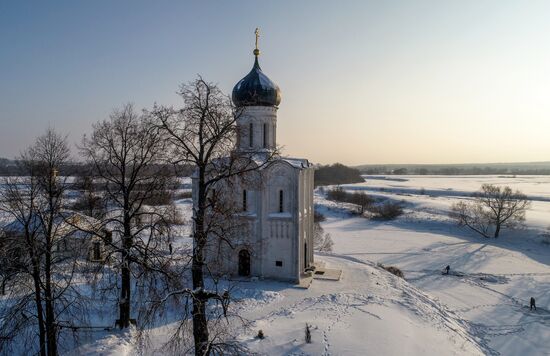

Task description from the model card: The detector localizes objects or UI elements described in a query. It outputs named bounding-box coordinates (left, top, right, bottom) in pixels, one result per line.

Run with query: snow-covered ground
left=314, top=175, right=550, bottom=356
left=5, top=175, right=549, bottom=355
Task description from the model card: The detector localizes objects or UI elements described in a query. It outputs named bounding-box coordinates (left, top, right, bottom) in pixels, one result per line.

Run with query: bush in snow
left=326, top=186, right=347, bottom=202
left=257, top=330, right=265, bottom=339
left=326, top=187, right=374, bottom=214
left=314, top=209, right=326, bottom=222
left=378, top=263, right=404, bottom=278
left=369, top=201, right=404, bottom=220
left=305, top=324, right=312, bottom=343
left=313, top=222, right=334, bottom=252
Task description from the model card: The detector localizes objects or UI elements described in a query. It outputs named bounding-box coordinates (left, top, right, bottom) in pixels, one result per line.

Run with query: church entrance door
left=304, top=242, right=308, bottom=270
left=238, top=249, right=250, bottom=276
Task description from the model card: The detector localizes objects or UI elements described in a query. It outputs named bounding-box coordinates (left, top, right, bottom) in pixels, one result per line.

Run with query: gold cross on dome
left=52, top=168, right=58, bottom=179
left=255, top=28, right=260, bottom=51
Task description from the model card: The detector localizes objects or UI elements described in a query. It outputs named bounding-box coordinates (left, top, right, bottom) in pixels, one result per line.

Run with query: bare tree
left=313, top=222, right=333, bottom=252
left=450, top=184, right=531, bottom=238
left=351, top=192, right=373, bottom=215
left=0, top=129, right=84, bottom=356
left=80, top=104, right=177, bottom=329
left=152, top=77, right=276, bottom=355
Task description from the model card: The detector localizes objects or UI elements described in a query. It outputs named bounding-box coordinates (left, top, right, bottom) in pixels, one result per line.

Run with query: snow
left=4, top=175, right=550, bottom=355
left=315, top=175, right=550, bottom=355
left=237, top=256, right=487, bottom=355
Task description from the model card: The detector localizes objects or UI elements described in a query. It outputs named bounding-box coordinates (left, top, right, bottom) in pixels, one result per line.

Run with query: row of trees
left=325, top=187, right=404, bottom=220
left=360, top=165, right=550, bottom=175
left=0, top=78, right=263, bottom=355
left=314, top=163, right=364, bottom=187
left=323, top=184, right=529, bottom=234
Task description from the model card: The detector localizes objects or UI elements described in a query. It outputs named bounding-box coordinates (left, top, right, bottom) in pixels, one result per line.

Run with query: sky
left=1, top=1, right=550, bottom=165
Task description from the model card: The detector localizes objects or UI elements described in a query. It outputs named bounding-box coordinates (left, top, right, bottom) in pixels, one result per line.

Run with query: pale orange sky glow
left=1, top=1, right=550, bottom=165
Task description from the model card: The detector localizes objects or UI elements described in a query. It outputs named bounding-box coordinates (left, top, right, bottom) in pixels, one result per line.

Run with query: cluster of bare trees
left=0, top=130, right=84, bottom=356
left=1, top=78, right=272, bottom=355
left=79, top=103, right=180, bottom=330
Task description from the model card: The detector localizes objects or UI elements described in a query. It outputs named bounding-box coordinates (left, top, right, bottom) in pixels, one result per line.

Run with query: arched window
left=242, top=189, right=247, bottom=211
left=249, top=123, right=253, bottom=147
left=279, top=190, right=284, bottom=213
left=92, top=242, right=101, bottom=261
left=263, top=123, right=268, bottom=148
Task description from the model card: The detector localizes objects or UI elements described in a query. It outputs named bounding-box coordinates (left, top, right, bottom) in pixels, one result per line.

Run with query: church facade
left=192, top=33, right=314, bottom=283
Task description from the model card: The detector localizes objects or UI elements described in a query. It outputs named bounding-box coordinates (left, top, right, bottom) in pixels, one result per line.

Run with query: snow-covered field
left=312, top=175, right=550, bottom=356
left=120, top=175, right=550, bottom=355
left=4, top=175, right=549, bottom=355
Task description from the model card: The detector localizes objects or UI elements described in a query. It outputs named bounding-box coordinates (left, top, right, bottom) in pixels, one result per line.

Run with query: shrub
left=257, top=330, right=264, bottom=339
left=349, top=192, right=374, bottom=214
left=369, top=201, right=403, bottom=220
left=326, top=188, right=373, bottom=214
left=305, top=324, right=312, bottom=343
left=326, top=186, right=347, bottom=202
left=314, top=209, right=326, bottom=223
left=377, top=263, right=404, bottom=278
left=313, top=222, right=333, bottom=252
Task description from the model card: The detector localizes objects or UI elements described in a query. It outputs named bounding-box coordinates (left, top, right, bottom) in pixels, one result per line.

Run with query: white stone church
left=194, top=34, right=314, bottom=283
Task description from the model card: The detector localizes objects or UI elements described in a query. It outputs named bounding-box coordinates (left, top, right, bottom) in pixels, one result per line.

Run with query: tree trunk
left=118, top=200, right=133, bottom=328
left=32, top=261, right=47, bottom=356
left=0, top=278, right=5, bottom=295
left=44, top=247, right=57, bottom=356
left=192, top=292, right=209, bottom=355
left=494, top=223, right=501, bottom=238
left=192, top=228, right=209, bottom=355
left=192, top=173, right=210, bottom=356
left=118, top=229, right=132, bottom=328
left=119, top=259, right=131, bottom=328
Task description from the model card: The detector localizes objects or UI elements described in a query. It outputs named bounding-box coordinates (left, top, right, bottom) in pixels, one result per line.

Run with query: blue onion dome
left=232, top=54, right=282, bottom=107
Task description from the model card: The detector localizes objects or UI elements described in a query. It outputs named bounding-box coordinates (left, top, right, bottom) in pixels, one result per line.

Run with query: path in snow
left=319, top=176, right=550, bottom=355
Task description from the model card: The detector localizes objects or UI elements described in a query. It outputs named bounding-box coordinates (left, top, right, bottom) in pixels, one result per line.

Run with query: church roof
left=232, top=29, right=281, bottom=108
left=280, top=157, right=312, bottom=169
left=190, top=155, right=312, bottom=179
left=248, top=154, right=312, bottom=170
left=232, top=56, right=281, bottom=107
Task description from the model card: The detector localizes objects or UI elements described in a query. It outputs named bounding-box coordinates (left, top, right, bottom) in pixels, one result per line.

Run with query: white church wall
left=306, top=168, right=315, bottom=264
left=261, top=217, right=295, bottom=279
left=260, top=161, right=300, bottom=280
left=193, top=159, right=311, bottom=282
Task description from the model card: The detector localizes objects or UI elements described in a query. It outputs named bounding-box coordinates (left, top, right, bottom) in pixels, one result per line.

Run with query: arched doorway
left=238, top=249, right=251, bottom=276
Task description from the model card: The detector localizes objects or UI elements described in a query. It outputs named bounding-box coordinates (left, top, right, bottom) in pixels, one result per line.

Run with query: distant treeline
left=314, top=163, right=364, bottom=186
left=357, top=162, right=550, bottom=175
left=0, top=158, right=194, bottom=177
